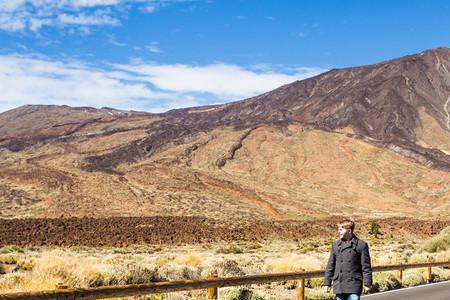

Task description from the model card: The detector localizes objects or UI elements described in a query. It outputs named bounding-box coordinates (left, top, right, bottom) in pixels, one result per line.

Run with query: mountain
left=0, top=48, right=449, bottom=220
left=82, top=47, right=450, bottom=172
left=0, top=105, right=153, bottom=151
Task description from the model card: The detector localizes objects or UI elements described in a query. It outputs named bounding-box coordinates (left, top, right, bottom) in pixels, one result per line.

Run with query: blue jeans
left=336, top=294, right=360, bottom=300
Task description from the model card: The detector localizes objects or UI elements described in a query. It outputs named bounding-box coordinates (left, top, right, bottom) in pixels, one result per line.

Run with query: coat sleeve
left=324, top=244, right=336, bottom=286
left=361, top=243, right=373, bottom=286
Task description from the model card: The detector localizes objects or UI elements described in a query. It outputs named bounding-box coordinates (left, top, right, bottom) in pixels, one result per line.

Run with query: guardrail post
left=207, top=274, right=218, bottom=300
left=296, top=278, right=305, bottom=300
left=398, top=265, right=403, bottom=285
left=427, top=266, right=432, bottom=283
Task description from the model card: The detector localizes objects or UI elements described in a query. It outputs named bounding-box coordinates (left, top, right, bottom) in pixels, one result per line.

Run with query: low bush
left=372, top=272, right=401, bottom=292
left=212, top=259, right=244, bottom=277
left=220, top=287, right=265, bottom=300
left=419, top=226, right=450, bottom=253
left=305, top=287, right=334, bottom=300
left=0, top=245, right=24, bottom=254
left=402, top=271, right=426, bottom=287
left=215, top=243, right=244, bottom=255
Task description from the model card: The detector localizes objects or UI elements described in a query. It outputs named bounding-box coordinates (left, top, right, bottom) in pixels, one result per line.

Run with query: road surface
left=361, top=280, right=450, bottom=300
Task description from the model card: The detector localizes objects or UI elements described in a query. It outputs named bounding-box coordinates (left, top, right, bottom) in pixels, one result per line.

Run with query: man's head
left=338, top=220, right=355, bottom=240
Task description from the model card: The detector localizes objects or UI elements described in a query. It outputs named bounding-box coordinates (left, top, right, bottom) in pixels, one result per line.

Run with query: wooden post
left=207, top=274, right=218, bottom=300
left=296, top=278, right=305, bottom=300
left=398, top=268, right=403, bottom=284
left=427, top=266, right=432, bottom=283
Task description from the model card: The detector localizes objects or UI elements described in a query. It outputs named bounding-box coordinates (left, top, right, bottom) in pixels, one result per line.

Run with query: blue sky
left=0, top=0, right=449, bottom=113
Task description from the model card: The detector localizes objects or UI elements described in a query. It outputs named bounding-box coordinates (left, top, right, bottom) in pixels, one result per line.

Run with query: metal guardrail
left=0, top=261, right=448, bottom=300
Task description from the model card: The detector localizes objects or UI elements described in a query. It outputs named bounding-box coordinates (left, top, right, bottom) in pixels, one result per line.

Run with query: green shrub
left=212, top=259, right=244, bottom=277
left=402, top=272, right=426, bottom=287
left=420, top=226, right=450, bottom=253
left=0, top=245, right=24, bottom=254
left=306, top=277, right=324, bottom=288
left=220, top=287, right=265, bottom=300
left=0, top=254, right=18, bottom=265
left=216, top=243, right=244, bottom=255
left=368, top=221, right=382, bottom=238
left=372, top=272, right=401, bottom=292
left=282, top=280, right=296, bottom=290
left=246, top=243, right=263, bottom=251
left=15, top=258, right=34, bottom=270
left=306, top=287, right=334, bottom=300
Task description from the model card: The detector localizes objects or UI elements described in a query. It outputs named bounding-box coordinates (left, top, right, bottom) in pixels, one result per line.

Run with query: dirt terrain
left=0, top=217, right=448, bottom=247
left=0, top=48, right=449, bottom=223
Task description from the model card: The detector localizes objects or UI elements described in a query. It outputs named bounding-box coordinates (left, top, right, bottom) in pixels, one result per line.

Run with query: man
left=323, top=220, right=372, bottom=300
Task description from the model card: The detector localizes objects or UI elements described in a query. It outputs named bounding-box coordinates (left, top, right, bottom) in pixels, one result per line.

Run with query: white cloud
left=115, top=63, right=325, bottom=99
left=58, top=11, right=119, bottom=26
left=29, top=17, right=52, bottom=31
left=141, top=5, right=156, bottom=13
left=0, top=0, right=25, bottom=12
left=69, top=0, right=121, bottom=8
left=147, top=41, right=162, bottom=53
left=0, top=54, right=326, bottom=113
left=0, top=13, right=27, bottom=31
left=107, top=34, right=127, bottom=46
left=0, top=55, right=177, bottom=113
left=0, top=0, right=188, bottom=32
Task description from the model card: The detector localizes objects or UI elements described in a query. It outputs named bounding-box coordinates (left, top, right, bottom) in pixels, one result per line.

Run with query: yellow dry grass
left=264, top=254, right=324, bottom=273
left=0, top=236, right=449, bottom=299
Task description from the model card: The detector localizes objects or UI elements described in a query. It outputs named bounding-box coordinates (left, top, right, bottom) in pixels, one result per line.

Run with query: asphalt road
left=361, top=281, right=450, bottom=300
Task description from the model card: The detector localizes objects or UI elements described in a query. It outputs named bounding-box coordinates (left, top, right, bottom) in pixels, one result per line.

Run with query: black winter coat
left=323, top=234, right=372, bottom=294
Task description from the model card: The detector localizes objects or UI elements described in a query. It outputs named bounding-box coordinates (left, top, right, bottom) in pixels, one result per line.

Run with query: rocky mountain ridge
left=0, top=48, right=449, bottom=220
left=85, top=47, right=450, bottom=172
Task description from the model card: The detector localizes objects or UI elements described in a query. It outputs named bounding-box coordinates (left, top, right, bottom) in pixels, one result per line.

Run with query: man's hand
left=323, top=285, right=331, bottom=293
left=363, top=285, right=372, bottom=294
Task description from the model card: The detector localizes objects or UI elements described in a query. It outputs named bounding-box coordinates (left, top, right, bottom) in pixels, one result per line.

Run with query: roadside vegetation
left=0, top=228, right=449, bottom=299
left=419, top=225, right=450, bottom=253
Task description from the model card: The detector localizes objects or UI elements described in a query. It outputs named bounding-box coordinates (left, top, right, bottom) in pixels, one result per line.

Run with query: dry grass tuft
left=0, top=237, right=449, bottom=299
left=264, top=254, right=323, bottom=273
left=173, top=254, right=202, bottom=267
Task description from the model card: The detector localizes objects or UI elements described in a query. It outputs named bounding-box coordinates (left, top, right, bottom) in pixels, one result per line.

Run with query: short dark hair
left=338, top=220, right=355, bottom=231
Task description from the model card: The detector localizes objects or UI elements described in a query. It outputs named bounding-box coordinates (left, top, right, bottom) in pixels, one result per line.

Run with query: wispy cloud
left=115, top=62, right=325, bottom=99
left=0, top=0, right=191, bottom=33
left=107, top=34, right=127, bottom=46
left=58, top=11, right=119, bottom=26
left=0, top=55, right=172, bottom=112
left=0, top=54, right=326, bottom=113
left=140, top=5, right=156, bottom=13
left=147, top=41, right=162, bottom=53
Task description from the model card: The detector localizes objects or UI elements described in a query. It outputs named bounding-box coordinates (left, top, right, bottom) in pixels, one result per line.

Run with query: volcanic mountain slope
left=0, top=105, right=154, bottom=151
left=0, top=48, right=449, bottom=220
left=83, top=47, right=450, bottom=172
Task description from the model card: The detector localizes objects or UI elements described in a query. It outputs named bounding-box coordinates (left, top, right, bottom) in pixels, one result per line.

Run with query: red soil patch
left=201, top=176, right=284, bottom=220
